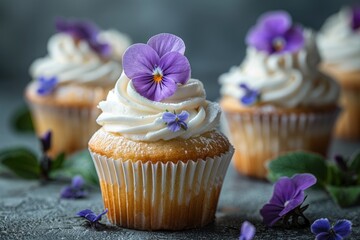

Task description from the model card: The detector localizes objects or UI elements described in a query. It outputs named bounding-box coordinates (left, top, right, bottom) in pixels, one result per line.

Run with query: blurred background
left=0, top=0, right=358, bottom=147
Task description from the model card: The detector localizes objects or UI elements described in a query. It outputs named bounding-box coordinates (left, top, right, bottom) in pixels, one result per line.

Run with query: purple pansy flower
left=55, top=18, right=111, bottom=57
left=239, top=221, right=255, bottom=240
left=239, top=83, right=260, bottom=105
left=246, top=11, right=304, bottom=54
left=162, top=110, right=189, bottom=132
left=60, top=175, right=87, bottom=199
left=37, top=76, right=58, bottom=96
left=260, top=173, right=316, bottom=227
left=311, top=218, right=352, bottom=240
left=122, top=33, right=191, bottom=102
left=351, top=6, right=360, bottom=30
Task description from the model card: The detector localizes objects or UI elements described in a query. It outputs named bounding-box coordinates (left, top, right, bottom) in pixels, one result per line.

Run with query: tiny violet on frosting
left=311, top=218, right=352, bottom=240
left=260, top=173, right=316, bottom=227
left=351, top=6, right=360, bottom=30
left=162, top=110, right=189, bottom=132
left=55, top=18, right=111, bottom=57
left=37, top=76, right=58, bottom=96
left=246, top=11, right=304, bottom=54
left=60, top=175, right=87, bottom=199
left=122, top=33, right=191, bottom=102
left=239, top=221, right=255, bottom=240
left=239, top=84, right=260, bottom=106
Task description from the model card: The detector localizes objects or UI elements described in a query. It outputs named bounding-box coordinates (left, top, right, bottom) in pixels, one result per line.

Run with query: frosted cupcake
left=317, top=6, right=360, bottom=140
left=89, top=33, right=233, bottom=230
left=25, top=18, right=131, bottom=157
left=219, top=11, right=339, bottom=178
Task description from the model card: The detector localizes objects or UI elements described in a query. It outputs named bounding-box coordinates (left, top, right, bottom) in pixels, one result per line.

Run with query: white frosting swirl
left=30, top=30, right=131, bottom=86
left=318, top=8, right=360, bottom=71
left=219, top=31, right=339, bottom=108
left=97, top=73, right=221, bottom=141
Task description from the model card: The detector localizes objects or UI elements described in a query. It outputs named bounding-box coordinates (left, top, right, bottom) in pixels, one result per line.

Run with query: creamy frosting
left=318, top=8, right=360, bottom=71
left=30, top=30, right=131, bottom=87
left=97, top=73, right=221, bottom=141
left=219, top=31, right=339, bottom=108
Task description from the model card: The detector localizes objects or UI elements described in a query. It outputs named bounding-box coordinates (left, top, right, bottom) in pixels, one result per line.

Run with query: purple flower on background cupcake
left=239, top=84, right=260, bottom=106
left=311, top=218, right=352, bottom=240
left=350, top=6, right=360, bottom=30
left=37, top=76, right=57, bottom=96
left=55, top=18, right=111, bottom=57
left=162, top=110, right=189, bottom=132
left=122, top=33, right=191, bottom=102
left=260, top=173, right=316, bottom=227
left=246, top=11, right=304, bottom=54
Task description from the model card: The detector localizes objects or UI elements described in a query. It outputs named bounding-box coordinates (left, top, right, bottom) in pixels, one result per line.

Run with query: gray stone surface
left=1, top=160, right=360, bottom=240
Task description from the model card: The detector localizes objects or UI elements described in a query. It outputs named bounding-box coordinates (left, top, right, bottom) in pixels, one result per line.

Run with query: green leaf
left=0, top=148, right=40, bottom=179
left=50, top=152, right=65, bottom=171
left=52, top=149, right=98, bottom=185
left=350, top=150, right=360, bottom=173
left=326, top=185, right=360, bottom=208
left=267, top=151, right=327, bottom=187
left=11, top=105, right=34, bottom=133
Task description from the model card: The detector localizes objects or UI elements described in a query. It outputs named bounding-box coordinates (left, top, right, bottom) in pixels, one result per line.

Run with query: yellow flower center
left=152, top=67, right=163, bottom=83
left=273, top=37, right=285, bottom=52
left=153, top=73, right=163, bottom=83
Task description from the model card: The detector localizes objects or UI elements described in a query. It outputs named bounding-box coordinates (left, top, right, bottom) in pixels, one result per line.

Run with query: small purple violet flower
left=60, top=175, right=87, bottom=199
left=351, top=6, right=360, bottom=31
left=39, top=130, right=53, bottom=181
left=37, top=76, right=58, bottom=96
left=77, top=208, right=108, bottom=230
left=55, top=18, right=111, bottom=57
left=239, top=83, right=260, bottom=105
left=246, top=11, right=304, bottom=54
left=311, top=218, right=352, bottom=240
left=260, top=173, right=316, bottom=228
left=122, top=33, right=191, bottom=102
left=162, top=110, right=189, bottom=132
left=239, top=221, right=255, bottom=240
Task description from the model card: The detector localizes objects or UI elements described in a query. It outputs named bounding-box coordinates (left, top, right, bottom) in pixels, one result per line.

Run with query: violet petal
left=167, top=121, right=181, bottom=132
left=292, top=173, right=317, bottom=191
left=147, top=33, right=186, bottom=57
left=311, top=218, right=331, bottom=235
left=282, top=25, right=304, bottom=53
left=246, top=26, right=272, bottom=53
left=40, top=130, right=52, bottom=152
left=259, top=11, right=291, bottom=34
left=177, top=111, right=189, bottom=122
left=123, top=43, right=160, bottom=79
left=259, top=203, right=283, bottom=227
left=279, top=191, right=304, bottom=216
left=93, top=209, right=108, bottom=222
left=159, top=51, right=191, bottom=85
left=77, top=209, right=98, bottom=222
left=269, top=177, right=297, bottom=205
left=162, top=112, right=177, bottom=123
left=351, top=6, right=360, bottom=30
left=333, top=220, right=352, bottom=238
left=240, top=221, right=255, bottom=240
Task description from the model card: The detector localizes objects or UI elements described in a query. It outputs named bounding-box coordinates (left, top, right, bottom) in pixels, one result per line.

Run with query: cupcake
left=88, top=33, right=233, bottom=230
left=25, top=18, right=131, bottom=157
left=317, top=6, right=360, bottom=140
left=219, top=11, right=340, bottom=178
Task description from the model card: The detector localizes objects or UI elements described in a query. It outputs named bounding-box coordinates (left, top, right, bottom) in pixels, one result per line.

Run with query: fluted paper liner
left=29, top=103, right=100, bottom=157
left=223, top=109, right=338, bottom=178
left=90, top=147, right=233, bottom=230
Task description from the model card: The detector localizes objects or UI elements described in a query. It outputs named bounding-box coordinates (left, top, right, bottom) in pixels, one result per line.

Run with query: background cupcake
left=25, top=18, right=131, bottom=157
left=318, top=6, right=360, bottom=140
left=89, top=33, right=233, bottom=230
left=219, top=11, right=340, bottom=179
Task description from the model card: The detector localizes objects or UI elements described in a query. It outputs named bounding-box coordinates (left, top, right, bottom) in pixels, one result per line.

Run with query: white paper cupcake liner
left=223, top=109, right=338, bottom=178
left=29, top=103, right=100, bottom=156
left=90, top=147, right=234, bottom=230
